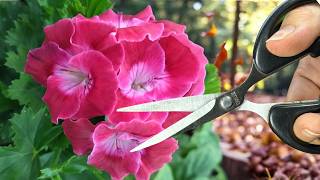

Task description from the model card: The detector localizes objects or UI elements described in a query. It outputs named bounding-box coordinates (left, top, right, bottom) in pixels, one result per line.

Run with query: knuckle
left=284, top=4, right=320, bottom=26
left=295, top=59, right=311, bottom=77
left=295, top=57, right=320, bottom=88
left=288, top=4, right=320, bottom=17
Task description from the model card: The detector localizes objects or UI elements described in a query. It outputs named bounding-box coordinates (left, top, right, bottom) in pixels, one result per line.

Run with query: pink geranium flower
left=44, top=18, right=124, bottom=72
left=109, top=35, right=206, bottom=124
left=84, top=6, right=207, bottom=125
left=88, top=119, right=178, bottom=180
left=27, top=44, right=118, bottom=123
left=25, top=16, right=123, bottom=123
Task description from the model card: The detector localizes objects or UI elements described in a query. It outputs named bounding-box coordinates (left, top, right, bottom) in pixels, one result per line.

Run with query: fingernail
left=267, top=25, right=295, bottom=41
left=302, top=129, right=320, bottom=139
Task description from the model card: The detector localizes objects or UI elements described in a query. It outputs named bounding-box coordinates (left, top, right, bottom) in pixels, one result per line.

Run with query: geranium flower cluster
left=25, top=6, right=207, bottom=180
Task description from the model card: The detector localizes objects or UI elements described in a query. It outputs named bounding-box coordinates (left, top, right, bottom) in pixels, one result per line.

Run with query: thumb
left=293, top=113, right=320, bottom=145
left=266, top=4, right=320, bottom=57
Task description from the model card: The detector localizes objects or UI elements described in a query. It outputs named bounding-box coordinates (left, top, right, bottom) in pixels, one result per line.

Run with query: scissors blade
left=130, top=99, right=217, bottom=152
left=237, top=100, right=278, bottom=122
left=117, top=93, right=221, bottom=112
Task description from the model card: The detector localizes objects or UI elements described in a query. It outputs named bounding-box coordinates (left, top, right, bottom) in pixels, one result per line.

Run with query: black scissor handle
left=254, top=0, right=320, bottom=154
left=253, top=0, right=320, bottom=76
left=233, top=0, right=320, bottom=154
left=237, top=0, right=320, bottom=93
left=269, top=100, right=320, bottom=154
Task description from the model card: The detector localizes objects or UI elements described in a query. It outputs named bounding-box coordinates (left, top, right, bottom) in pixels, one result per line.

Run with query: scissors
left=118, top=0, right=320, bottom=154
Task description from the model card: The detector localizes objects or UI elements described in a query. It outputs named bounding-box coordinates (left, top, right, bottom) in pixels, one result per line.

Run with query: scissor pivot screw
left=220, top=95, right=233, bottom=110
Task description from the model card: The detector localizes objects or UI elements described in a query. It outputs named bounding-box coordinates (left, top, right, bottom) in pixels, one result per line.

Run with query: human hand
left=266, top=3, right=320, bottom=144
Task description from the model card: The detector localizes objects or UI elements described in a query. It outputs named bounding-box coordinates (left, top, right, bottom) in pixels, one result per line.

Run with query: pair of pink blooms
left=25, top=6, right=207, bottom=180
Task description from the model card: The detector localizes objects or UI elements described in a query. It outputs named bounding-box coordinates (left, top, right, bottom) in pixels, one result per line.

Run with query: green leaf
left=85, top=0, right=113, bottom=17
left=60, top=156, right=88, bottom=173
left=47, top=132, right=70, bottom=151
left=5, top=13, right=44, bottom=72
left=182, top=144, right=221, bottom=179
left=0, top=107, right=53, bottom=180
left=174, top=134, right=192, bottom=157
left=211, top=166, right=227, bottom=180
left=0, top=147, right=40, bottom=180
left=39, top=155, right=109, bottom=180
left=124, top=175, right=135, bottom=180
left=204, top=64, right=221, bottom=94
left=154, top=165, right=174, bottom=180
left=7, top=73, right=44, bottom=110
left=62, top=0, right=113, bottom=18
left=0, top=82, right=17, bottom=113
left=172, top=123, right=223, bottom=180
left=39, top=168, right=62, bottom=180
left=190, top=123, right=221, bottom=150
left=5, top=48, right=28, bottom=73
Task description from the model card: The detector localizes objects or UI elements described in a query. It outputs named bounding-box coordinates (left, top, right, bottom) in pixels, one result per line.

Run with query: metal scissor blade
left=130, top=99, right=217, bottom=152
left=117, top=93, right=221, bottom=112
left=237, top=100, right=279, bottom=122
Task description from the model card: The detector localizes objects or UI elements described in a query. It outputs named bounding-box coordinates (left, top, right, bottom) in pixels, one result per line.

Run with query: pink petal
left=136, top=138, right=178, bottom=180
left=163, top=112, right=189, bottom=128
left=118, top=40, right=165, bottom=94
left=131, top=5, right=155, bottom=22
left=99, top=6, right=155, bottom=27
left=72, top=20, right=123, bottom=71
left=69, top=51, right=118, bottom=118
left=159, top=35, right=200, bottom=82
left=43, top=74, right=83, bottom=124
left=149, top=35, right=203, bottom=99
left=173, top=35, right=208, bottom=95
left=150, top=78, right=193, bottom=100
left=116, top=23, right=164, bottom=42
left=146, top=112, right=168, bottom=124
left=91, top=123, right=114, bottom=143
left=88, top=123, right=141, bottom=179
left=62, top=118, right=95, bottom=155
left=109, top=91, right=151, bottom=124
left=25, top=42, right=70, bottom=86
left=159, top=20, right=186, bottom=37
left=72, top=20, right=116, bottom=49
left=44, top=19, right=77, bottom=51
left=99, top=9, right=145, bottom=28
left=72, top=14, right=87, bottom=22
left=186, top=70, right=206, bottom=95
left=116, top=119, right=163, bottom=137
left=98, top=9, right=119, bottom=26
left=95, top=35, right=124, bottom=72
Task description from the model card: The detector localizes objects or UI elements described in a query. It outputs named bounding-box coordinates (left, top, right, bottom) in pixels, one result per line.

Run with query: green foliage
left=39, top=156, right=109, bottom=180
left=165, top=123, right=225, bottom=180
left=68, top=0, right=113, bottom=17
left=204, top=64, right=221, bottom=94
left=7, top=73, right=44, bottom=110
left=38, top=0, right=112, bottom=24
left=154, top=165, right=174, bottom=180
left=0, top=108, right=62, bottom=180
